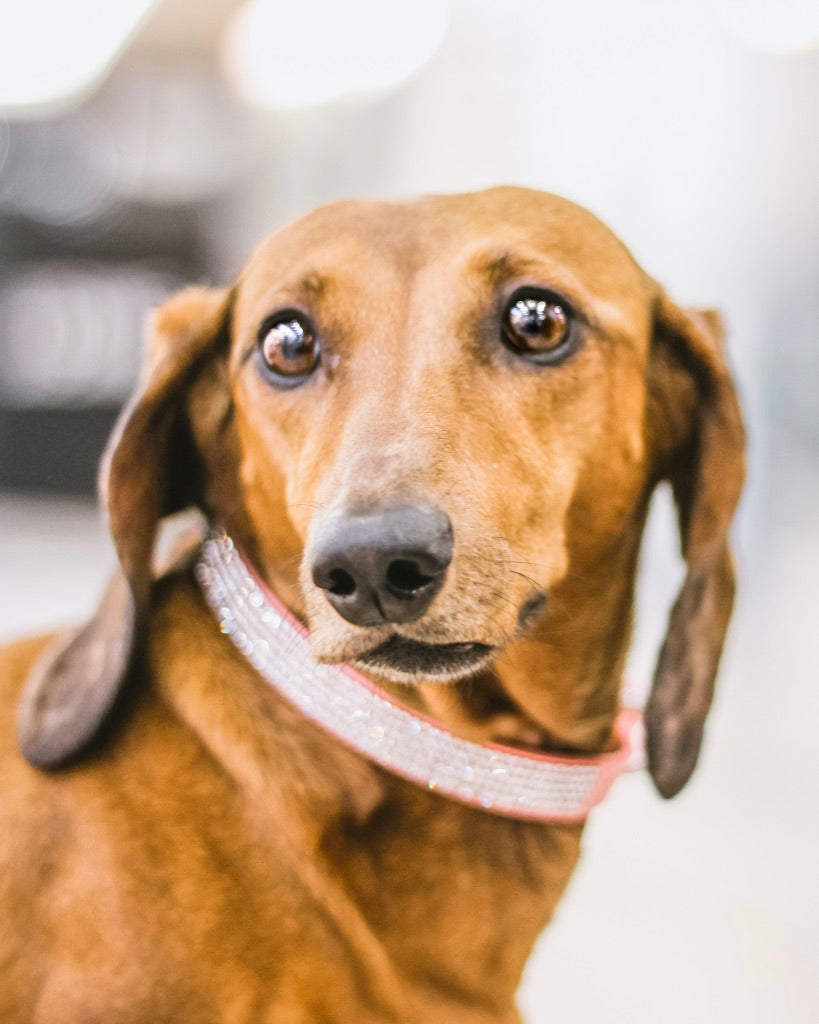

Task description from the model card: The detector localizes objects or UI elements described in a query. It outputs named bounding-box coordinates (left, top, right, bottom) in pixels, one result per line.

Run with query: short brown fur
left=1, top=188, right=744, bottom=1022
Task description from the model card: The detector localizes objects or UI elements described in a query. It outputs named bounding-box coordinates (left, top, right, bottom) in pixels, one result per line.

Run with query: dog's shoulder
left=0, top=575, right=236, bottom=866
left=0, top=630, right=63, bottom=793
left=0, top=578, right=276, bottom=1018
left=0, top=630, right=56, bottom=718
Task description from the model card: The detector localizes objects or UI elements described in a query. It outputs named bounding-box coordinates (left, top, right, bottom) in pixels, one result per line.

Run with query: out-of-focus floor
left=0, top=437, right=817, bottom=1023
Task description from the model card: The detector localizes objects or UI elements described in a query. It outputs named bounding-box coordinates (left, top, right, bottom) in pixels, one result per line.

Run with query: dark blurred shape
left=0, top=260, right=182, bottom=493
left=0, top=407, right=117, bottom=495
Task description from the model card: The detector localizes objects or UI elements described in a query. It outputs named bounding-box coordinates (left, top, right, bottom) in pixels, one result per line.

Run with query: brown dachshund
left=0, top=187, right=744, bottom=1023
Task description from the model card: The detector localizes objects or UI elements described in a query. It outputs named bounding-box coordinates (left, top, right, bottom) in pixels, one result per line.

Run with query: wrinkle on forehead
left=240, top=230, right=414, bottom=314
left=245, top=199, right=424, bottom=280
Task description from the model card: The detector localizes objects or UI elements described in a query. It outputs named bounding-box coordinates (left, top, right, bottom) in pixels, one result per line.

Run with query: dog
left=0, top=187, right=744, bottom=1023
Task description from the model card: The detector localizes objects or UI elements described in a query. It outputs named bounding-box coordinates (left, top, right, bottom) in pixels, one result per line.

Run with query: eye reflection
left=258, top=314, right=320, bottom=381
left=504, top=296, right=570, bottom=356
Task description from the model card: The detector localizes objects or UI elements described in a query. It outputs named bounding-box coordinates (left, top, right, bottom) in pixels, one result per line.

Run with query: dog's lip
left=355, top=635, right=495, bottom=680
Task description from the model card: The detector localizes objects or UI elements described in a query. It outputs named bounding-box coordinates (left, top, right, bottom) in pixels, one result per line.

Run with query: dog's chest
left=42, top=789, right=579, bottom=1023
left=1, top=642, right=581, bottom=1024
left=310, top=787, right=583, bottom=1014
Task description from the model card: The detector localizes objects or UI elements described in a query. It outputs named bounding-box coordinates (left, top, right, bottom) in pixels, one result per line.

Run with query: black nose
left=310, top=505, right=453, bottom=627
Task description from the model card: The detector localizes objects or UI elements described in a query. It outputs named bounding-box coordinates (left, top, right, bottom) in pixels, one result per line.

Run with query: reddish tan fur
left=0, top=188, right=745, bottom=1022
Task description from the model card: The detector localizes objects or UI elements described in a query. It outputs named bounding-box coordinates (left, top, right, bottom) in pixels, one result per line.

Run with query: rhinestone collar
left=195, top=530, right=645, bottom=823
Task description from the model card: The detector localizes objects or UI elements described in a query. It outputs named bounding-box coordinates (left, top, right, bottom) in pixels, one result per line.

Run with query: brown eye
left=503, top=295, right=572, bottom=360
left=258, top=314, right=320, bottom=384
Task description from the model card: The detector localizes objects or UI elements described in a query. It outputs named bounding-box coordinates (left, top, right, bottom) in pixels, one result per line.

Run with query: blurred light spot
left=0, top=118, right=119, bottom=226
left=0, top=263, right=182, bottom=407
left=0, top=0, right=159, bottom=118
left=98, top=65, right=262, bottom=205
left=715, top=0, right=819, bottom=54
left=221, top=0, right=450, bottom=110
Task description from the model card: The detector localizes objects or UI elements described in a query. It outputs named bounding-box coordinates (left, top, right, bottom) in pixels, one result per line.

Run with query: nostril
left=311, top=504, right=452, bottom=625
left=385, top=559, right=435, bottom=596
left=327, top=568, right=357, bottom=597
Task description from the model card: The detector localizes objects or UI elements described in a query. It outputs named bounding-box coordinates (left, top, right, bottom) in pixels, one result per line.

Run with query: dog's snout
left=311, top=505, right=453, bottom=627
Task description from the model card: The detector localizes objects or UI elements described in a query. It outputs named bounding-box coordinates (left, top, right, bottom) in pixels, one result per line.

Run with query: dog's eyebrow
left=479, top=251, right=521, bottom=285
left=469, top=246, right=591, bottom=311
left=468, top=247, right=578, bottom=293
left=299, top=271, right=329, bottom=299
left=467, top=247, right=631, bottom=341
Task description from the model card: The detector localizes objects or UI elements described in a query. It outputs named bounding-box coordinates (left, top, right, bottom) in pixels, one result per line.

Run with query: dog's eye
left=503, top=294, right=572, bottom=361
left=258, top=315, right=320, bottom=383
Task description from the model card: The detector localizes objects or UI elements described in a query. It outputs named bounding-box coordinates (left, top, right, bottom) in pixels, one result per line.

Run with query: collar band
left=195, top=530, right=644, bottom=824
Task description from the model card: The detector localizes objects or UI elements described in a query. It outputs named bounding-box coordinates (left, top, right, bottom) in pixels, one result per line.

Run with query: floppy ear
left=18, top=287, right=233, bottom=768
left=644, top=291, right=745, bottom=797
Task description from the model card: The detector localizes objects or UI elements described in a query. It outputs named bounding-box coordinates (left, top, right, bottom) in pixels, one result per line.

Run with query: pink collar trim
left=195, top=530, right=645, bottom=824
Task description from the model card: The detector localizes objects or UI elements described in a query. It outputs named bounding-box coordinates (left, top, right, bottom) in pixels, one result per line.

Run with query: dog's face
left=19, top=187, right=745, bottom=798
left=228, top=190, right=652, bottom=683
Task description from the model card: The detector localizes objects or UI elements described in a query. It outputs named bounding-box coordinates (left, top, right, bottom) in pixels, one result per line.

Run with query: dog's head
left=19, top=187, right=744, bottom=797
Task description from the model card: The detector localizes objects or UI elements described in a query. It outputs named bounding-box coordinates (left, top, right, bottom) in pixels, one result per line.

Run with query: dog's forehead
left=237, top=187, right=648, bottom=321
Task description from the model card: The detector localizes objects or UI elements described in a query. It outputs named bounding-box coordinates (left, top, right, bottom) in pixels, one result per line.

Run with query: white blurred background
left=0, top=1, right=817, bottom=1020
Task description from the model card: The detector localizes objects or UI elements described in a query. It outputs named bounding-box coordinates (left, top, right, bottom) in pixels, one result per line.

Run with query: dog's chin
left=353, top=636, right=496, bottom=684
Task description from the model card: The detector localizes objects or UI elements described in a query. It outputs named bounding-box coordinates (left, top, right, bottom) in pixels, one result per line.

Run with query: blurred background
left=0, top=0, right=817, bottom=1020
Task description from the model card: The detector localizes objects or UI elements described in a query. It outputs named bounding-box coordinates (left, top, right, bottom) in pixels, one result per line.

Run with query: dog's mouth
left=355, top=635, right=495, bottom=682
